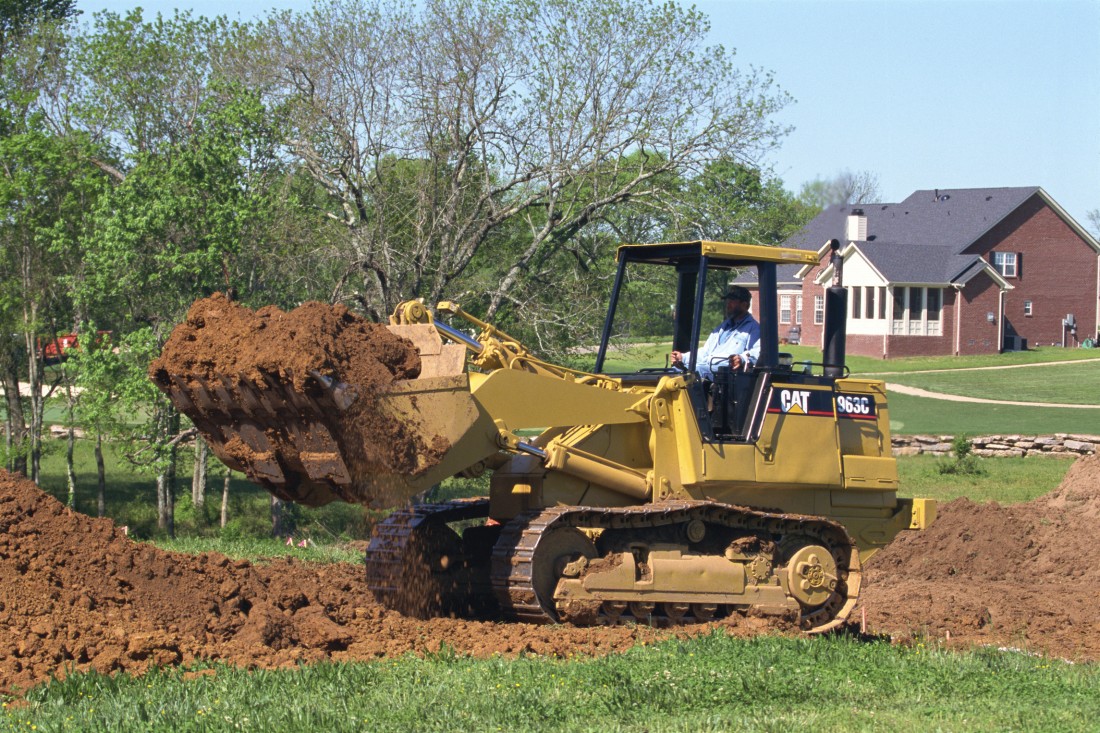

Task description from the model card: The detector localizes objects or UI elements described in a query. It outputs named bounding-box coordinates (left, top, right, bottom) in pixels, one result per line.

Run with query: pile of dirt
left=0, top=470, right=785, bottom=693
left=149, top=294, right=449, bottom=504
left=861, top=452, right=1100, bottom=659
left=2, top=453, right=1098, bottom=693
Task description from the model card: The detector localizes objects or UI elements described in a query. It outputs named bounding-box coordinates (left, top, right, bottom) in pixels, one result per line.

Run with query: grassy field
left=7, top=633, right=1098, bottom=732
left=885, top=391, right=1100, bottom=436
left=882, top=360, right=1100, bottom=405
left=896, top=454, right=1074, bottom=504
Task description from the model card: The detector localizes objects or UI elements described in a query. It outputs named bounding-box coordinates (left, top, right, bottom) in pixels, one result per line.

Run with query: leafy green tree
left=250, top=0, right=791, bottom=326
left=0, top=125, right=108, bottom=482
left=64, top=11, right=296, bottom=533
left=673, top=161, right=816, bottom=246
left=0, top=0, right=76, bottom=59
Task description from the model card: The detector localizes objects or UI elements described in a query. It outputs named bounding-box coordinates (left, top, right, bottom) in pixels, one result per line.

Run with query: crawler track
left=490, top=501, right=861, bottom=633
left=367, top=498, right=861, bottom=632
left=364, top=498, right=493, bottom=617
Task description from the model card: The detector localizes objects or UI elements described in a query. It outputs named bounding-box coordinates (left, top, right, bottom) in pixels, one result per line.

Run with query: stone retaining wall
left=892, top=434, right=1098, bottom=458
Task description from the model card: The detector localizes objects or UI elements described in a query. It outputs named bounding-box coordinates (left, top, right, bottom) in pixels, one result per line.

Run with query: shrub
left=937, top=435, right=986, bottom=476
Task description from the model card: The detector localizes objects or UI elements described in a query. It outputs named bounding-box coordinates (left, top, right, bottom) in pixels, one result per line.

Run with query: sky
left=71, top=0, right=1100, bottom=225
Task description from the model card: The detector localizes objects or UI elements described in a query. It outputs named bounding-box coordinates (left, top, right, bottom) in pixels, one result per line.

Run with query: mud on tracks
left=1, top=454, right=1099, bottom=692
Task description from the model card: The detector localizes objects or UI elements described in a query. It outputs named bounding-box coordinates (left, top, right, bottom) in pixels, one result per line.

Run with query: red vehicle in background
left=38, top=332, right=111, bottom=365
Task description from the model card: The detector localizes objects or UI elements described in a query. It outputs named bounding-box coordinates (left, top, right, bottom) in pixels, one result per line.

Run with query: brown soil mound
left=149, top=294, right=446, bottom=505
left=0, top=471, right=790, bottom=694
left=861, top=452, right=1100, bottom=659
left=3, top=454, right=1097, bottom=692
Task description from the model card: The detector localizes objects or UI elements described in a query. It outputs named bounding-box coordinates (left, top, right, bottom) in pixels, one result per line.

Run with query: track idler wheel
left=531, top=527, right=598, bottom=621
left=786, top=544, right=839, bottom=608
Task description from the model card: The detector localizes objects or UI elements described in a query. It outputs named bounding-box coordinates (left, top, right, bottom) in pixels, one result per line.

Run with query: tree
left=0, top=0, right=77, bottom=59
left=798, top=169, right=881, bottom=211
left=1087, top=209, right=1099, bottom=239
left=64, top=11, right=296, bottom=534
left=249, top=0, right=791, bottom=330
left=0, top=125, right=107, bottom=482
left=671, top=161, right=816, bottom=245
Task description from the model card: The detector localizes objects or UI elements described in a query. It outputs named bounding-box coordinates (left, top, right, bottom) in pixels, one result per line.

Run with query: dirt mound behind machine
left=153, top=241, right=935, bottom=633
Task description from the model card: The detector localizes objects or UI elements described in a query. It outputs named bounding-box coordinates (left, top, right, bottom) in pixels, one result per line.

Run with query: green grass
left=849, top=345, right=1100, bottom=374
left=886, top=391, right=1100, bottom=436
left=897, top=454, right=1075, bottom=504
left=150, top=536, right=364, bottom=565
left=883, top=361, right=1100, bottom=405
left=7, top=634, right=1097, bottom=732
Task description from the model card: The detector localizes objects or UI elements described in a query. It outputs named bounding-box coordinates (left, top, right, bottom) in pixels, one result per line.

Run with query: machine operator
left=671, top=285, right=760, bottom=379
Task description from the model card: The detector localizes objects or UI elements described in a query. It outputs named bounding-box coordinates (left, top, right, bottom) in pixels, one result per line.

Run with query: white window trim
left=993, top=252, right=1018, bottom=278
left=891, top=286, right=944, bottom=336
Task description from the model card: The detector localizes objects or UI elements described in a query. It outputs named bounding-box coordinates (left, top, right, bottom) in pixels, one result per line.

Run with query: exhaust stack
left=823, top=239, right=847, bottom=378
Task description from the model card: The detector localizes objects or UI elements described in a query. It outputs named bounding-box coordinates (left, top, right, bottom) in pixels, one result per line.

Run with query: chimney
left=845, top=209, right=867, bottom=242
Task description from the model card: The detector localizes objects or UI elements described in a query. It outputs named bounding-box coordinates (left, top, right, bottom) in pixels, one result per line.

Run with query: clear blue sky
left=73, top=0, right=1100, bottom=224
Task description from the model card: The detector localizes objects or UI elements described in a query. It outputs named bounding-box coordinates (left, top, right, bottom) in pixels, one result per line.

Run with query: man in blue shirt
left=671, top=286, right=760, bottom=380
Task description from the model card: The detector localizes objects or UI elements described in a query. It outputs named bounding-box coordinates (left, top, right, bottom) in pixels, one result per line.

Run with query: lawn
left=886, top=391, right=1100, bottom=436
left=881, top=360, right=1100, bottom=405
left=8, top=633, right=1097, bottom=732
left=896, top=453, right=1075, bottom=504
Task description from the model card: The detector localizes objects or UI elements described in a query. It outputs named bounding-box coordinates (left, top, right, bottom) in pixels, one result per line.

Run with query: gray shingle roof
left=783, top=186, right=1043, bottom=285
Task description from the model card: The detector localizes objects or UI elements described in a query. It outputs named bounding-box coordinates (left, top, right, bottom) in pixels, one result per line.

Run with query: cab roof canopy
left=617, top=241, right=819, bottom=268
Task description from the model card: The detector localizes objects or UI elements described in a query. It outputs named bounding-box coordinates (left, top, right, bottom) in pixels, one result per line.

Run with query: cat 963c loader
left=154, top=240, right=935, bottom=633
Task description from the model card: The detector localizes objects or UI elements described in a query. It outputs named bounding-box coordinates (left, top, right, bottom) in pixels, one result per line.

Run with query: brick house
left=772, top=187, right=1100, bottom=357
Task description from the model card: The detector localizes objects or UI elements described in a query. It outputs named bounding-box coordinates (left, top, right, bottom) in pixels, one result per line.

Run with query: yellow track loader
left=154, top=241, right=935, bottom=632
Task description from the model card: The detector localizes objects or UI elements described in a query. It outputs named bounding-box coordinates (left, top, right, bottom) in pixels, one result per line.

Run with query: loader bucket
left=152, top=302, right=494, bottom=507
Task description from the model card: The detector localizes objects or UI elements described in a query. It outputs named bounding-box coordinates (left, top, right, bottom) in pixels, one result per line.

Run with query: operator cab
left=593, top=241, right=827, bottom=443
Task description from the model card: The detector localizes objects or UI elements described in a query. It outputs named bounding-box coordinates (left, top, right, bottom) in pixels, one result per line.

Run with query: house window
left=864, top=286, right=875, bottom=319
left=926, top=288, right=942, bottom=336
left=814, top=295, right=824, bottom=325
left=851, top=287, right=861, bottom=319
left=780, top=295, right=792, bottom=324
left=1024, top=300, right=1033, bottom=317
left=891, top=286, right=944, bottom=336
left=992, top=252, right=1018, bottom=278
left=795, top=295, right=803, bottom=325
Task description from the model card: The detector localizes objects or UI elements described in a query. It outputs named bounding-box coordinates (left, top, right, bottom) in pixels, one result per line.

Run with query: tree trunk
left=95, top=433, right=106, bottom=518
left=192, top=438, right=207, bottom=508
left=23, top=332, right=43, bottom=484
left=156, top=472, right=167, bottom=530
left=0, top=341, right=27, bottom=475
left=271, top=490, right=290, bottom=537
left=65, top=426, right=76, bottom=509
left=220, top=470, right=230, bottom=528
left=65, top=387, right=76, bottom=508
left=157, top=408, right=180, bottom=537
